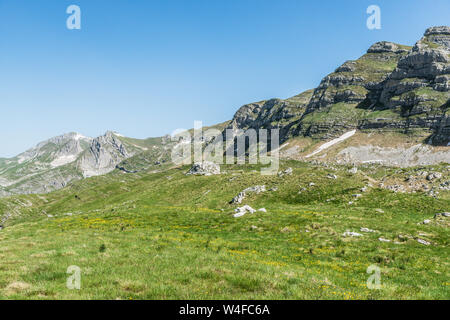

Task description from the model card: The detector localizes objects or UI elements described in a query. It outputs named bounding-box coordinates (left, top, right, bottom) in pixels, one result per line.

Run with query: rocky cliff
left=78, top=131, right=133, bottom=178
left=226, top=26, right=450, bottom=146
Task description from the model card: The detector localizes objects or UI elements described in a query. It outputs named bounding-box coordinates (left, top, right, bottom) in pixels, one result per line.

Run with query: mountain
left=0, top=131, right=173, bottom=196
left=223, top=26, right=450, bottom=165
left=1, top=26, right=449, bottom=197
left=0, top=26, right=449, bottom=300
left=0, top=133, right=92, bottom=197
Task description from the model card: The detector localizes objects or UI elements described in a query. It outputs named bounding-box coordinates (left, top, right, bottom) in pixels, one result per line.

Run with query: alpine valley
left=0, top=27, right=449, bottom=300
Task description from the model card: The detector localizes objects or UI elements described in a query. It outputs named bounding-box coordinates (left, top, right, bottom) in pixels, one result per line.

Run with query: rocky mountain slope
left=225, top=26, right=450, bottom=151
left=0, top=131, right=173, bottom=196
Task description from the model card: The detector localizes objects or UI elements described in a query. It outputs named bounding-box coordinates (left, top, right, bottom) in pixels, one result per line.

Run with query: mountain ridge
left=226, top=26, right=449, bottom=146
left=1, top=26, right=449, bottom=197
left=0, top=131, right=171, bottom=196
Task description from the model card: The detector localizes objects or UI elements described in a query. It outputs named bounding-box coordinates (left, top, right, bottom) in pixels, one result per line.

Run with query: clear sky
left=0, top=0, right=449, bottom=157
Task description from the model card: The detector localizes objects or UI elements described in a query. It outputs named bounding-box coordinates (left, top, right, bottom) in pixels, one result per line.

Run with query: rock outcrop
left=186, top=161, right=221, bottom=176
left=224, top=26, right=450, bottom=146
left=79, top=131, right=133, bottom=177
left=225, top=90, right=314, bottom=145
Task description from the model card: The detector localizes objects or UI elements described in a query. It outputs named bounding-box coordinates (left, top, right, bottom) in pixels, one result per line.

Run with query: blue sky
left=0, top=0, right=449, bottom=157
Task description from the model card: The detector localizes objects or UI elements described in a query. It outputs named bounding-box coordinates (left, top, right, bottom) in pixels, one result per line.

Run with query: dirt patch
left=6, top=281, right=31, bottom=294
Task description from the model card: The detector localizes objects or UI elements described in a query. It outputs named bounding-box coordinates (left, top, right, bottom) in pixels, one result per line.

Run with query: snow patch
left=306, top=130, right=356, bottom=158
left=362, top=160, right=385, bottom=164
left=73, top=133, right=90, bottom=141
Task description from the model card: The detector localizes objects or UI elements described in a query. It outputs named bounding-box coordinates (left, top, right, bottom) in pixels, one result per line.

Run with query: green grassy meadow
left=0, top=161, right=449, bottom=299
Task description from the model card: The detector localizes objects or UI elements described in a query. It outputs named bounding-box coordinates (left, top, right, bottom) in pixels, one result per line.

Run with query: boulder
left=230, top=192, right=246, bottom=205
left=434, top=212, right=450, bottom=218
left=230, top=185, right=266, bottom=204
left=233, top=205, right=257, bottom=218
left=186, top=161, right=220, bottom=176
left=360, top=227, right=375, bottom=233
left=343, top=231, right=362, bottom=237
left=417, top=238, right=431, bottom=246
left=367, top=41, right=408, bottom=54
left=278, top=167, right=293, bottom=177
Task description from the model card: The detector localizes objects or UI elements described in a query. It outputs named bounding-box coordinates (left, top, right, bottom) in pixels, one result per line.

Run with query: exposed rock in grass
left=360, top=227, right=376, bottom=233
left=278, top=167, right=293, bottom=177
left=417, top=239, right=431, bottom=246
left=385, top=184, right=406, bottom=193
left=233, top=205, right=256, bottom=218
left=230, top=185, right=266, bottom=204
left=378, top=237, right=391, bottom=242
left=327, top=174, right=338, bottom=179
left=349, top=167, right=358, bottom=174
left=186, top=161, right=220, bottom=176
left=427, top=172, right=443, bottom=181
left=434, top=212, right=450, bottom=218
left=230, top=192, right=246, bottom=204
left=438, top=181, right=450, bottom=191
left=397, top=234, right=413, bottom=241
left=245, top=185, right=267, bottom=193
left=258, top=208, right=267, bottom=213
left=343, top=231, right=362, bottom=237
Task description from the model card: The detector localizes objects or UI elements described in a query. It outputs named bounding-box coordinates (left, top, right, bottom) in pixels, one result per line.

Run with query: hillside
left=225, top=26, right=450, bottom=165
left=0, top=26, right=449, bottom=299
left=1, top=27, right=448, bottom=197
left=0, top=159, right=448, bottom=299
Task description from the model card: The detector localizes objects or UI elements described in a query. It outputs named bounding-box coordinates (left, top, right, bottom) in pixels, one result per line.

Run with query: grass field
left=0, top=161, right=449, bottom=299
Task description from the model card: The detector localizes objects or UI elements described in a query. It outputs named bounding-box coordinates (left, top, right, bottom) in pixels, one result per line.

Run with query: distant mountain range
left=1, top=26, right=449, bottom=197
left=0, top=132, right=176, bottom=197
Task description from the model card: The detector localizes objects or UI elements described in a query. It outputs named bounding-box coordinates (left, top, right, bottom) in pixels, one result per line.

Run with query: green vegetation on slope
left=0, top=161, right=448, bottom=299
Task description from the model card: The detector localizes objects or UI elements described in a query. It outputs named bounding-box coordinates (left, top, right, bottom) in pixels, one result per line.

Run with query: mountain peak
left=425, top=26, right=450, bottom=36
left=420, top=26, right=450, bottom=50
left=367, top=41, right=409, bottom=54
